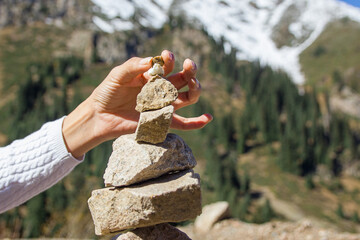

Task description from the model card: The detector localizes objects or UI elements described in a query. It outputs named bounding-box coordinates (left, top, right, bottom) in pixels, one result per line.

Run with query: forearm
left=62, top=98, right=101, bottom=159
left=0, top=118, right=82, bottom=213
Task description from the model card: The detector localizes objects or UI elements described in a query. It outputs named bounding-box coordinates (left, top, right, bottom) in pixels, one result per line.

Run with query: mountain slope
left=300, top=19, right=360, bottom=90
left=0, top=1, right=360, bottom=238
left=91, top=0, right=360, bottom=84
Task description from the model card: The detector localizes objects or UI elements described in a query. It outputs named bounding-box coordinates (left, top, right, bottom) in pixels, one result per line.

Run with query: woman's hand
left=62, top=50, right=212, bottom=158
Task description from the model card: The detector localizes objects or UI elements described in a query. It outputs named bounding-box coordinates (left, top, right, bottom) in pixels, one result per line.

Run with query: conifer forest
left=0, top=13, right=360, bottom=238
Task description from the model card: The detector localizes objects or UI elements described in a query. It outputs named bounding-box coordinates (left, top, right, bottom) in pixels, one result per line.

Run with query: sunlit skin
left=62, top=50, right=213, bottom=158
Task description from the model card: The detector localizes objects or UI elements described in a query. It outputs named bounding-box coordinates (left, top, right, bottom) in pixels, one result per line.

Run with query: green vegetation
left=352, top=211, right=359, bottom=223
left=300, top=19, right=360, bottom=93
left=202, top=38, right=360, bottom=178
left=305, top=175, right=315, bottom=189
left=253, top=199, right=276, bottom=224
left=186, top=35, right=360, bottom=228
left=0, top=55, right=111, bottom=238
left=0, top=20, right=360, bottom=237
left=336, top=203, right=345, bottom=218
left=0, top=26, right=72, bottom=91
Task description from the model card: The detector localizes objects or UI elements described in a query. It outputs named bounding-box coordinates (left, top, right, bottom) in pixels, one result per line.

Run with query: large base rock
left=116, top=223, right=191, bottom=240
left=135, top=105, right=174, bottom=144
left=103, top=133, right=196, bottom=187
left=88, top=170, right=202, bottom=235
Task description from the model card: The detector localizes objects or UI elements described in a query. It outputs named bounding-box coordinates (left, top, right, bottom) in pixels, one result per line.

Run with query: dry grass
left=237, top=144, right=360, bottom=232
left=300, top=19, right=360, bottom=92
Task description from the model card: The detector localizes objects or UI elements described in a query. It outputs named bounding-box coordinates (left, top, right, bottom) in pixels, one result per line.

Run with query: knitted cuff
left=50, top=116, right=85, bottom=163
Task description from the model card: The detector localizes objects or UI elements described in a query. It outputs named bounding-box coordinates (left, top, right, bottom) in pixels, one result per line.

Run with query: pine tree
left=336, top=203, right=345, bottom=218
left=305, top=175, right=315, bottom=189
left=261, top=199, right=275, bottom=222
left=352, top=211, right=359, bottom=223
left=238, top=193, right=251, bottom=220
left=253, top=199, right=275, bottom=223
left=46, top=182, right=68, bottom=211
left=241, top=170, right=251, bottom=193
left=23, top=193, right=47, bottom=237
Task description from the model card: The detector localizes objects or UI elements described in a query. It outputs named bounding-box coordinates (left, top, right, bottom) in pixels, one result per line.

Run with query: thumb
left=108, top=57, right=152, bottom=86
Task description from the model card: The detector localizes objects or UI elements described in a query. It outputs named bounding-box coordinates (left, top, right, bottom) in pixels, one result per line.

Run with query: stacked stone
left=88, top=57, right=201, bottom=239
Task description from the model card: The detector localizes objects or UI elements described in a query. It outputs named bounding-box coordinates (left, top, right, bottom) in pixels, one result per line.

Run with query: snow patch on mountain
left=91, top=0, right=360, bottom=84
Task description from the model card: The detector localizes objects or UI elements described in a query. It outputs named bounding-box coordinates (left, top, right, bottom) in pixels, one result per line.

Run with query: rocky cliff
left=0, top=0, right=91, bottom=28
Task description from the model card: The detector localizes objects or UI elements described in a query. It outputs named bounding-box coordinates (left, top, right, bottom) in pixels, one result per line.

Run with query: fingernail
left=191, top=78, right=196, bottom=87
left=169, top=52, right=174, bottom=61
left=204, top=113, right=213, bottom=121
left=191, top=78, right=200, bottom=88
left=192, top=61, right=197, bottom=71
left=140, top=57, right=152, bottom=65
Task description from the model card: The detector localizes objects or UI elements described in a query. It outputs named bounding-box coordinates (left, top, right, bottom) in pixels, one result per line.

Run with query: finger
left=161, top=50, right=175, bottom=76
left=173, top=78, right=201, bottom=110
left=167, top=58, right=197, bottom=90
left=171, top=113, right=213, bottom=130
left=107, top=56, right=152, bottom=87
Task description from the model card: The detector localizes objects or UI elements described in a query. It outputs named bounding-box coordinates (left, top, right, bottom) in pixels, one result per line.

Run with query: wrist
left=62, top=98, right=100, bottom=158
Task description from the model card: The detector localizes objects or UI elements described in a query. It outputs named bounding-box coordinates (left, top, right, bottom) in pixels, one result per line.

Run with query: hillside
left=0, top=0, right=360, bottom=239
left=91, top=0, right=360, bottom=84
left=300, top=19, right=360, bottom=93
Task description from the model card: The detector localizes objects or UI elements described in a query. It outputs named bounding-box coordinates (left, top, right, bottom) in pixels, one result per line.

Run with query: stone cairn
left=88, top=56, right=202, bottom=239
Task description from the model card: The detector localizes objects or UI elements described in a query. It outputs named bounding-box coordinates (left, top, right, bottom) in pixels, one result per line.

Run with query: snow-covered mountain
left=91, top=0, right=360, bottom=84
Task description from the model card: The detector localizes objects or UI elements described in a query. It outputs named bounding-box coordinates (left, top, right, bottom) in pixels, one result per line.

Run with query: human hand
left=62, top=50, right=212, bottom=158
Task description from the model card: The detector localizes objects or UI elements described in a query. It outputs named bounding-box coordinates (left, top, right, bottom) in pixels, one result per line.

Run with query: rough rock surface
left=330, top=86, right=360, bottom=119
left=0, top=0, right=91, bottom=28
left=103, top=133, right=196, bottom=187
left=115, top=223, right=191, bottom=240
left=89, top=170, right=202, bottom=235
left=194, top=201, right=230, bottom=234
left=135, top=105, right=174, bottom=144
left=179, top=219, right=360, bottom=240
left=135, top=76, right=178, bottom=112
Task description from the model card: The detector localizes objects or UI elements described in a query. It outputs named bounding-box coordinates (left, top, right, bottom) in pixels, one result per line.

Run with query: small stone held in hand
left=148, top=56, right=165, bottom=76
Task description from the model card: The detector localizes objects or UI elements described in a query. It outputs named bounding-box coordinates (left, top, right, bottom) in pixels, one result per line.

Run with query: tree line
left=1, top=34, right=359, bottom=236
left=0, top=56, right=112, bottom=238
left=192, top=36, right=360, bottom=222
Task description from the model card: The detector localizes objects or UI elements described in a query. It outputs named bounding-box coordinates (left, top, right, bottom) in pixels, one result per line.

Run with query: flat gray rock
left=88, top=170, right=202, bottom=235
left=104, top=133, right=196, bottom=187
left=135, top=76, right=178, bottom=112
left=115, top=223, right=191, bottom=240
left=135, top=105, right=173, bottom=144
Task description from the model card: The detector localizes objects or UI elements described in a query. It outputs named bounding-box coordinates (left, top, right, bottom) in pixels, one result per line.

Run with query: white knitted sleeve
left=0, top=117, right=84, bottom=213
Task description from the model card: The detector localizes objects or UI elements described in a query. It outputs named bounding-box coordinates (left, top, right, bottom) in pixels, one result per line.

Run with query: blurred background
left=0, top=0, right=360, bottom=238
